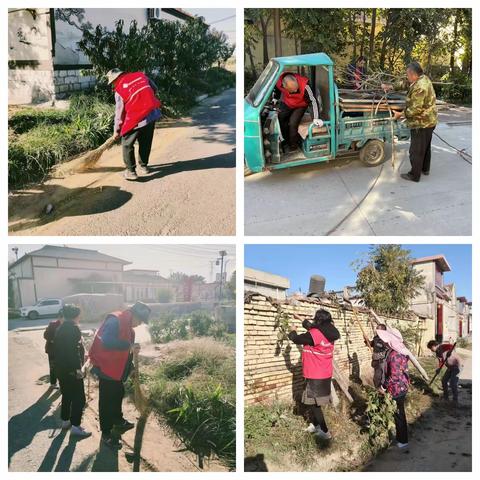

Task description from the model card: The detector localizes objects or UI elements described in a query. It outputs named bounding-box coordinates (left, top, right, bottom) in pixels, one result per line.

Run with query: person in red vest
left=43, top=308, right=64, bottom=389
left=107, top=69, right=162, bottom=181
left=427, top=340, right=462, bottom=405
left=289, top=309, right=340, bottom=440
left=274, top=72, right=322, bottom=153
left=88, top=301, right=151, bottom=448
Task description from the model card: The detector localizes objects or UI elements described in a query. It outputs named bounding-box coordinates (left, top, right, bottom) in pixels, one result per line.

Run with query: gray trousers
left=442, top=366, right=460, bottom=401
left=121, top=121, right=155, bottom=172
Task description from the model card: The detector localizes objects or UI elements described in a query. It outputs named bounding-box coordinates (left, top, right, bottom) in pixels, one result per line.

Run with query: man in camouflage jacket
left=393, top=62, right=438, bottom=182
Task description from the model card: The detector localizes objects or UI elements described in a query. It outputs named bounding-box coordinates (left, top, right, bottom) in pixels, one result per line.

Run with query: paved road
left=245, top=107, right=471, bottom=236
left=364, top=349, right=472, bottom=472
left=9, top=89, right=235, bottom=236
left=8, top=328, right=200, bottom=472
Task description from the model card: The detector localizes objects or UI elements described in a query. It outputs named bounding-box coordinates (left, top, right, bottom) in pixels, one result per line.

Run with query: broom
left=133, top=347, right=149, bottom=415
left=80, top=135, right=117, bottom=170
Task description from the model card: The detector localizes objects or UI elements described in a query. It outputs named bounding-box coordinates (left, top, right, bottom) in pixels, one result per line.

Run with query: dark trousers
left=393, top=395, right=408, bottom=444
left=48, top=353, right=57, bottom=385
left=409, top=126, right=435, bottom=181
left=121, top=121, right=155, bottom=172
left=99, top=378, right=125, bottom=435
left=312, top=405, right=328, bottom=432
left=58, top=373, right=86, bottom=427
left=442, top=366, right=460, bottom=402
left=278, top=104, right=307, bottom=147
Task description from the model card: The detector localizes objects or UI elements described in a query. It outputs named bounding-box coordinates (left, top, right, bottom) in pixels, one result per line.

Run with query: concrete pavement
left=245, top=107, right=471, bottom=236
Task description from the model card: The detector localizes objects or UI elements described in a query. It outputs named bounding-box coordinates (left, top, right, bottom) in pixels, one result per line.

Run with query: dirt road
left=9, top=89, right=235, bottom=236
left=8, top=327, right=210, bottom=472
left=364, top=348, right=472, bottom=472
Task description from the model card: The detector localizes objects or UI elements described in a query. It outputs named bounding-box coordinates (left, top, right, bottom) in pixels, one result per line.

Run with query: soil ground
left=8, top=327, right=226, bottom=472
left=245, top=349, right=472, bottom=472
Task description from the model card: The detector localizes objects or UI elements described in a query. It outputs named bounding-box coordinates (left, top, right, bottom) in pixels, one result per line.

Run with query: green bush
left=8, top=93, right=114, bottom=188
left=149, top=313, right=189, bottom=344
left=190, top=310, right=214, bottom=337
left=78, top=18, right=235, bottom=116
left=365, top=388, right=397, bottom=446
left=147, top=339, right=235, bottom=469
left=439, top=71, right=472, bottom=104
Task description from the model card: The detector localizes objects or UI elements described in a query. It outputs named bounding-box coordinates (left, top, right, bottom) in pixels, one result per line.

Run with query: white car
left=20, top=298, right=63, bottom=320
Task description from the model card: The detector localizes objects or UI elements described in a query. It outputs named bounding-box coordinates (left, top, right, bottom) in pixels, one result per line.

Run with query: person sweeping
left=88, top=301, right=151, bottom=449
left=427, top=340, right=462, bottom=406
left=289, top=309, right=340, bottom=440
left=106, top=68, right=162, bottom=181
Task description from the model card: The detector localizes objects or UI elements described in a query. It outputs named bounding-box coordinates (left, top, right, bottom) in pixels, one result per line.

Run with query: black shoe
left=400, top=173, right=419, bottom=183
left=114, top=419, right=135, bottom=432
left=422, top=171, right=430, bottom=176
left=101, top=433, right=122, bottom=449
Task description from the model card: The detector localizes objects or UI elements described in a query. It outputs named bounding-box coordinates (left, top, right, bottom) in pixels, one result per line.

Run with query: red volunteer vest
left=88, top=310, right=134, bottom=381
left=302, top=327, right=334, bottom=380
left=115, top=72, right=162, bottom=136
left=276, top=73, right=309, bottom=109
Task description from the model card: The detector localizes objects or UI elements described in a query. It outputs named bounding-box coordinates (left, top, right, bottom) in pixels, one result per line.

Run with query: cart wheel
left=359, top=139, right=386, bottom=166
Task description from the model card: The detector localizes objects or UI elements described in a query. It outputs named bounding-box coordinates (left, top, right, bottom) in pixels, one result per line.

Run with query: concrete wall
left=62, top=293, right=125, bottom=324
left=8, top=8, right=55, bottom=104
left=244, top=293, right=431, bottom=405
left=411, top=262, right=436, bottom=318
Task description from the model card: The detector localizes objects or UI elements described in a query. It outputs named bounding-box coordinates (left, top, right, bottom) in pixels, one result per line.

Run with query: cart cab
left=244, top=53, right=410, bottom=173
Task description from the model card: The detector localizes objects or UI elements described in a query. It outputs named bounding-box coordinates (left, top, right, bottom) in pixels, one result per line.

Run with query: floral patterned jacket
left=384, top=350, right=409, bottom=399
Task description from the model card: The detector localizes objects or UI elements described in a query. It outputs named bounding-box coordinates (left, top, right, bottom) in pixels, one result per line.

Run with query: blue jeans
left=442, top=366, right=460, bottom=402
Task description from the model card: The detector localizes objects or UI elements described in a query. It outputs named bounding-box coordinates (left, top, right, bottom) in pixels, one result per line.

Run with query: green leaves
left=353, top=245, right=425, bottom=316
left=366, top=389, right=397, bottom=445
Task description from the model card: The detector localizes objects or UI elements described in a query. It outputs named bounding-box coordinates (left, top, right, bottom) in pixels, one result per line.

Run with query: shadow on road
left=138, top=150, right=235, bottom=183
left=8, top=387, right=61, bottom=466
left=91, top=439, right=119, bottom=472
left=9, top=185, right=133, bottom=232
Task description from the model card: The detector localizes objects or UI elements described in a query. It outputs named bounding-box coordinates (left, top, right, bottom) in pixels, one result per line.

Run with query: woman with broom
left=289, top=309, right=340, bottom=440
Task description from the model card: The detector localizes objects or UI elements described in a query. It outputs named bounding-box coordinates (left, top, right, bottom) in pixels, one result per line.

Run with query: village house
left=8, top=7, right=195, bottom=104
left=244, top=267, right=290, bottom=300
left=8, top=245, right=128, bottom=308
left=409, top=255, right=470, bottom=342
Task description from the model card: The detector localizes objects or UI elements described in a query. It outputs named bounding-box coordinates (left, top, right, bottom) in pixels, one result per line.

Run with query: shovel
left=343, top=287, right=372, bottom=352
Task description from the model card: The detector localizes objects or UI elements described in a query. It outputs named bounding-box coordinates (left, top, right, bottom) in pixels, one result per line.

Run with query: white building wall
left=8, top=8, right=55, bottom=104
left=410, top=263, right=436, bottom=318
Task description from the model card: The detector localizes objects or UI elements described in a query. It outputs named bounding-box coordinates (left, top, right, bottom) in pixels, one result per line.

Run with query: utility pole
left=218, top=250, right=227, bottom=300
left=273, top=9, right=282, bottom=57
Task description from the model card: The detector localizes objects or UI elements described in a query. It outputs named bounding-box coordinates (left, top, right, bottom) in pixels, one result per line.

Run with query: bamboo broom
left=133, top=347, right=149, bottom=415
left=80, top=136, right=117, bottom=170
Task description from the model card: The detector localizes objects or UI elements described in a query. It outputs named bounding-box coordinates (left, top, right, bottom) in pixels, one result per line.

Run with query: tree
left=353, top=245, right=425, bottom=316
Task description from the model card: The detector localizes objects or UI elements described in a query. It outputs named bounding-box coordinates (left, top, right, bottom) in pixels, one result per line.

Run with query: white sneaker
left=305, top=423, right=317, bottom=433
left=61, top=420, right=71, bottom=430
left=315, top=427, right=332, bottom=440
left=70, top=425, right=92, bottom=438
left=397, top=442, right=409, bottom=449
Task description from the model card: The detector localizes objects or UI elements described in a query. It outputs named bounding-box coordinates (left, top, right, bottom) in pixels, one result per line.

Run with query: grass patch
left=9, top=92, right=114, bottom=189
left=245, top=357, right=439, bottom=472
left=139, top=338, right=236, bottom=470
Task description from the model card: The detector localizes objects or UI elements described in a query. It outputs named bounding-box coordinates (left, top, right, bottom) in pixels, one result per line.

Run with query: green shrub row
left=8, top=93, right=114, bottom=188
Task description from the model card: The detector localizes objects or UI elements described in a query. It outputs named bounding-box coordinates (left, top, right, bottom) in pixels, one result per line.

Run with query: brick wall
left=244, top=293, right=430, bottom=405
left=54, top=69, right=96, bottom=98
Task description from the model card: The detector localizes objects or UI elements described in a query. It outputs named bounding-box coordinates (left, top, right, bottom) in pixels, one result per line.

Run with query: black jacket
left=289, top=322, right=340, bottom=346
left=53, top=320, right=85, bottom=377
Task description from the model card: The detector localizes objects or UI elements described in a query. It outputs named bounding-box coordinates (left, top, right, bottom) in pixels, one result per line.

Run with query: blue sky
left=245, top=244, right=472, bottom=299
